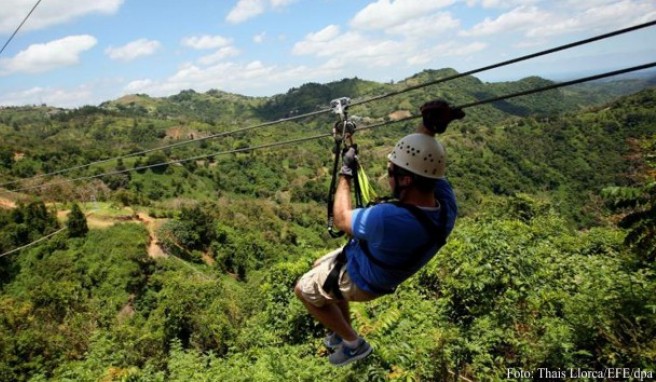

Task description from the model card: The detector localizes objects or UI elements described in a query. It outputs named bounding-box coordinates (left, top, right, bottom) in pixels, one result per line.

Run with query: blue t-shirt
left=345, top=178, right=457, bottom=294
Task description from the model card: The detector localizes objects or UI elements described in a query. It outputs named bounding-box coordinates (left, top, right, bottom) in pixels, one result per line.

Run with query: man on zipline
left=295, top=100, right=464, bottom=366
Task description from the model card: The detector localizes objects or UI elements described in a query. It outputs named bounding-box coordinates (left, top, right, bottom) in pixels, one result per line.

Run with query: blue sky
left=0, top=0, right=655, bottom=108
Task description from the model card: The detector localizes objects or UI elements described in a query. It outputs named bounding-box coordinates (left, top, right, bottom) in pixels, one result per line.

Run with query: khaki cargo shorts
left=297, top=248, right=378, bottom=307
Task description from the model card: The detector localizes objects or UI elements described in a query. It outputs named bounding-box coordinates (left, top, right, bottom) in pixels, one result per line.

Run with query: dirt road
left=136, top=212, right=167, bottom=259
left=0, top=196, right=16, bottom=209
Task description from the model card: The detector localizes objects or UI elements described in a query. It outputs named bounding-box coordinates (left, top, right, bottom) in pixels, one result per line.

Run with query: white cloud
left=0, top=0, right=123, bottom=33
left=351, top=0, right=455, bottom=30
left=125, top=79, right=154, bottom=94
left=198, top=46, right=240, bottom=65
left=123, top=58, right=343, bottom=98
left=443, top=41, right=488, bottom=56
left=159, top=61, right=278, bottom=90
left=461, top=0, right=656, bottom=40
left=226, top=0, right=296, bottom=23
left=386, top=12, right=460, bottom=38
left=253, top=32, right=266, bottom=43
left=513, top=38, right=548, bottom=49
left=180, top=35, right=238, bottom=65
left=557, top=0, right=628, bottom=12
left=292, top=25, right=354, bottom=57
left=0, top=85, right=94, bottom=107
left=527, top=0, right=656, bottom=37
left=294, top=28, right=412, bottom=69
left=407, top=41, right=487, bottom=65
left=242, top=61, right=273, bottom=78
left=105, top=39, right=161, bottom=62
left=460, top=6, right=543, bottom=36
left=292, top=29, right=341, bottom=55
left=181, top=35, right=232, bottom=50
left=465, top=0, right=538, bottom=8
left=0, top=35, right=97, bottom=75
left=270, top=0, right=296, bottom=7
left=304, top=24, right=341, bottom=43
left=227, top=0, right=267, bottom=24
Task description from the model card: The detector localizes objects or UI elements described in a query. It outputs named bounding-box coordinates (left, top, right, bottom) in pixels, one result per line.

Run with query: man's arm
left=333, top=175, right=354, bottom=235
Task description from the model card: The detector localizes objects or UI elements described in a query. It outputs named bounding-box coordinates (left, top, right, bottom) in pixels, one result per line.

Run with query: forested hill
left=0, top=68, right=654, bottom=192
left=0, top=69, right=653, bottom=223
left=100, top=68, right=655, bottom=122
left=0, top=70, right=654, bottom=381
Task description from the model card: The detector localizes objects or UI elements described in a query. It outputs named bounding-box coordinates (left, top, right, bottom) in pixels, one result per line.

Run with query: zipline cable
left=349, top=20, right=656, bottom=108
left=11, top=132, right=333, bottom=193
left=0, top=0, right=43, bottom=57
left=7, top=61, right=656, bottom=194
left=0, top=209, right=101, bottom=258
left=0, top=108, right=332, bottom=188
left=459, top=62, right=656, bottom=109
left=377, top=61, right=656, bottom=124
left=3, top=61, right=656, bottom=254
left=2, top=19, right=654, bottom=188
left=0, top=226, right=66, bottom=258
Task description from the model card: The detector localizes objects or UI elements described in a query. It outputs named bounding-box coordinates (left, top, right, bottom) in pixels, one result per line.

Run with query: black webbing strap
left=327, top=144, right=364, bottom=238
left=321, top=201, right=449, bottom=298
left=327, top=140, right=345, bottom=238
left=321, top=250, right=347, bottom=300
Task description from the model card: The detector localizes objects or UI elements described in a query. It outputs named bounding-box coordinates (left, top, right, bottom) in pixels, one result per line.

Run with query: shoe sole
left=331, top=345, right=373, bottom=367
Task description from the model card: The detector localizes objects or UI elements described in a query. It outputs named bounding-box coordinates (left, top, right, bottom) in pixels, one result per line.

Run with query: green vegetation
left=0, top=71, right=654, bottom=380
left=67, top=203, right=88, bottom=238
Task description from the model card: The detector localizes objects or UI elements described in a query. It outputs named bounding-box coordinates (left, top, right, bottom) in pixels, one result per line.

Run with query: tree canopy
left=0, top=73, right=654, bottom=381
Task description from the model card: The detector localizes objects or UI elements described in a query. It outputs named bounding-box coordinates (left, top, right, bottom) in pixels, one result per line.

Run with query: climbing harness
left=322, top=249, right=347, bottom=300
left=326, top=97, right=365, bottom=238
left=322, top=200, right=449, bottom=298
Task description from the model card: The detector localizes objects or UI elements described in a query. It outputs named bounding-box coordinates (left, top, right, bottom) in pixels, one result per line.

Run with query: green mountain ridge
left=88, top=67, right=656, bottom=122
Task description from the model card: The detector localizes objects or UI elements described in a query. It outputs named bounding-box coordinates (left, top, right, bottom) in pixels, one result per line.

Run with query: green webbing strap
left=357, top=167, right=377, bottom=206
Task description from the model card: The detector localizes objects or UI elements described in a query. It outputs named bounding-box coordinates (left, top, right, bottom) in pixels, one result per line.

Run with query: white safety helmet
left=387, top=133, right=446, bottom=179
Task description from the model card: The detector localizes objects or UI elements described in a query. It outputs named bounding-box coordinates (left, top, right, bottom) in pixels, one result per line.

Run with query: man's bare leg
left=295, top=285, right=358, bottom=341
